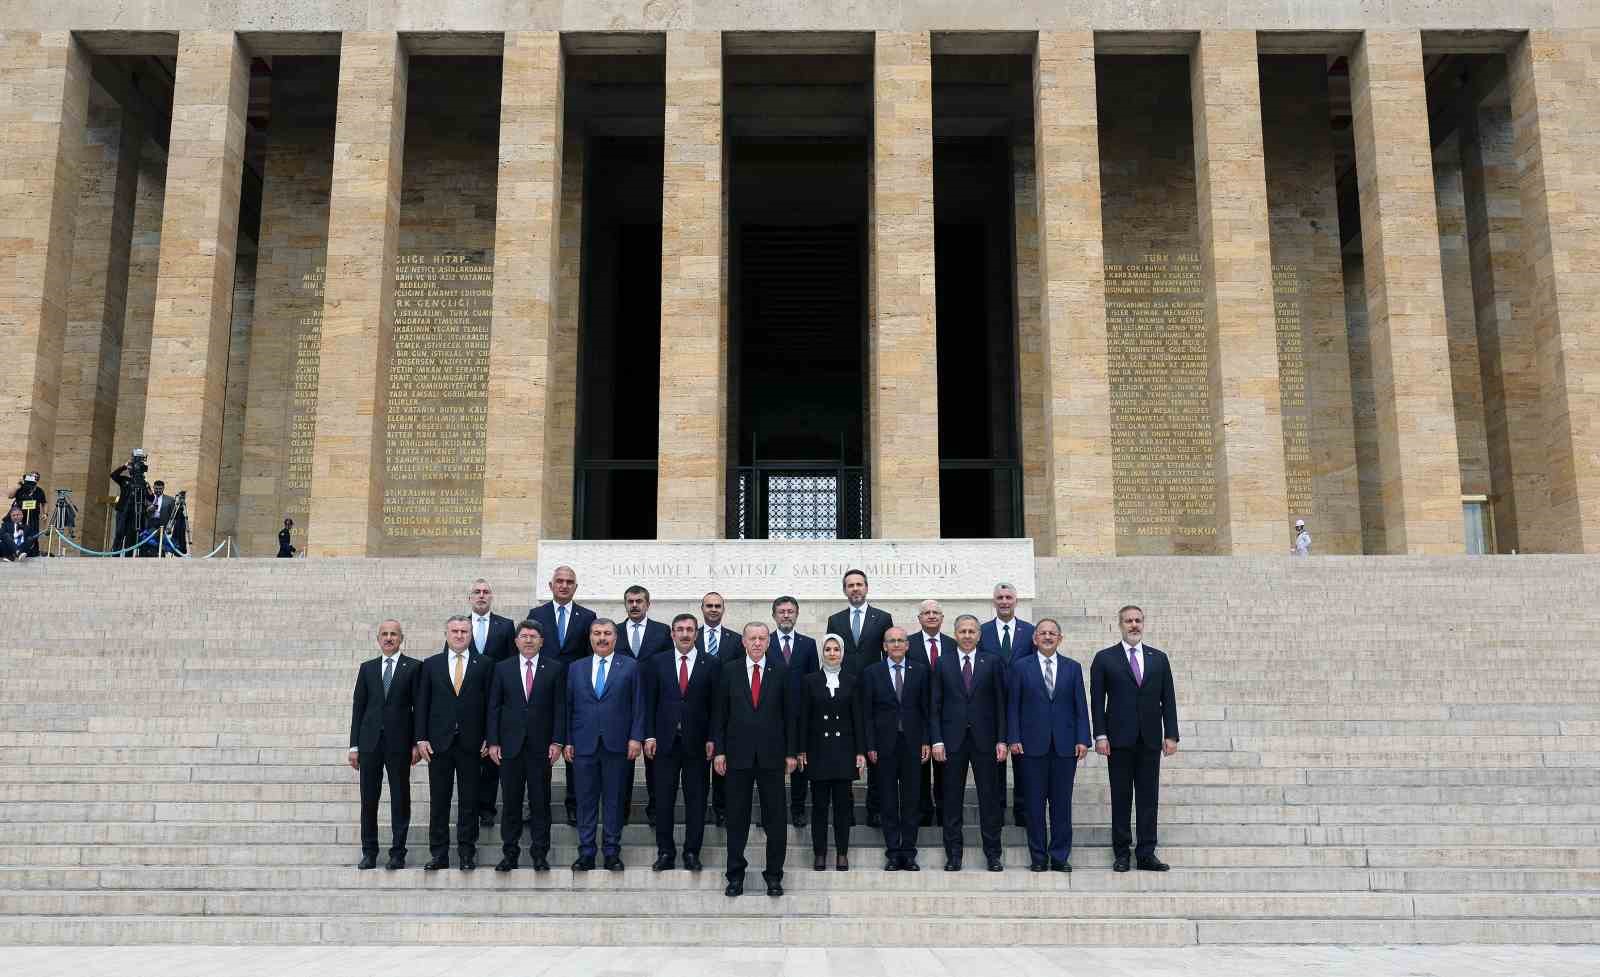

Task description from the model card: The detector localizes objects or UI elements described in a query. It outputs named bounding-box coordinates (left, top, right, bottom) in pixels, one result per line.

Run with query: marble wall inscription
left=285, top=264, right=323, bottom=513
left=1273, top=263, right=1314, bottom=518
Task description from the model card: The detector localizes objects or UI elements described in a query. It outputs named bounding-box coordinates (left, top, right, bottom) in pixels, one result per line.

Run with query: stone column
left=1433, top=139, right=1491, bottom=500
left=1508, top=31, right=1600, bottom=552
left=307, top=33, right=408, bottom=556
left=545, top=133, right=585, bottom=539
left=870, top=31, right=940, bottom=538
left=1189, top=32, right=1290, bottom=553
left=54, top=95, right=142, bottom=549
left=1348, top=31, right=1465, bottom=553
left=1012, top=142, right=1052, bottom=550
left=656, top=32, right=725, bottom=539
left=0, top=32, right=91, bottom=490
left=213, top=241, right=255, bottom=545
left=1033, top=32, right=1114, bottom=555
left=142, top=31, right=250, bottom=550
left=481, top=32, right=565, bottom=557
left=112, top=141, right=168, bottom=479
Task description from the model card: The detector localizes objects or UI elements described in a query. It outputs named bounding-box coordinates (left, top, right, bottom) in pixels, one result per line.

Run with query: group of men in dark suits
left=348, top=567, right=1180, bottom=884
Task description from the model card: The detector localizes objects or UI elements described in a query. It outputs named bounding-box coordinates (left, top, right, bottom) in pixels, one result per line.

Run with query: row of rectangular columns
left=8, top=30, right=1600, bottom=554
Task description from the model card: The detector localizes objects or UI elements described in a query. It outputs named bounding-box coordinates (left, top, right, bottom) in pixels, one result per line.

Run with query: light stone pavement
left=6, top=946, right=1599, bottom=977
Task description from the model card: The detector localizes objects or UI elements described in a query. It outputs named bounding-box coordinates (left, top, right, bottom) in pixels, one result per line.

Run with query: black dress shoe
left=725, top=879, right=744, bottom=897
left=357, top=854, right=377, bottom=870
left=713, top=811, right=727, bottom=828
left=919, top=813, right=935, bottom=827
left=944, top=856, right=962, bottom=872
left=385, top=856, right=405, bottom=871
left=885, top=857, right=902, bottom=871
left=571, top=856, right=594, bottom=872
left=460, top=856, right=477, bottom=872
left=836, top=855, right=849, bottom=872
left=1050, top=859, right=1071, bottom=873
left=866, top=812, right=882, bottom=828
left=986, top=856, right=1003, bottom=872
left=683, top=853, right=703, bottom=872
left=766, top=880, right=784, bottom=897
left=1029, top=860, right=1047, bottom=872
left=792, top=811, right=808, bottom=828
left=604, top=855, right=625, bottom=872
left=495, top=858, right=516, bottom=873
left=566, top=810, right=578, bottom=827
left=1013, top=813, right=1028, bottom=828
left=1113, top=855, right=1131, bottom=873
left=480, top=812, right=496, bottom=828
left=814, top=855, right=827, bottom=871
left=531, top=857, right=550, bottom=872
left=652, top=854, right=675, bottom=872
left=902, top=857, right=920, bottom=872
left=1137, top=855, right=1170, bottom=872
left=425, top=857, right=449, bottom=871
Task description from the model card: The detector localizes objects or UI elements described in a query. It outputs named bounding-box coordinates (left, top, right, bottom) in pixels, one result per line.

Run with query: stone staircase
left=0, top=554, right=1596, bottom=945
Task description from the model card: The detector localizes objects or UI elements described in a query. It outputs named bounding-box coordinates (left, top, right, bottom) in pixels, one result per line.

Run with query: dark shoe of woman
left=836, top=855, right=849, bottom=872
left=814, top=855, right=827, bottom=871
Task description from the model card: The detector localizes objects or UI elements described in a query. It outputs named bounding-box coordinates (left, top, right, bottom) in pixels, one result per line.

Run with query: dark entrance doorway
left=725, top=48, right=872, bottom=539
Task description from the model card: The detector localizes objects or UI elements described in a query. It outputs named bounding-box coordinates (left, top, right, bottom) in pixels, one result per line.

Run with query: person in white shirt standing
left=1292, top=519, right=1312, bottom=556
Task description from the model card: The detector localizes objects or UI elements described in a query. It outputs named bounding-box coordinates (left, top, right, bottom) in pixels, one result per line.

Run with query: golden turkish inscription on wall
left=1273, top=263, right=1313, bottom=518
left=381, top=251, right=491, bottom=547
left=286, top=265, right=324, bottom=515
left=1107, top=251, right=1217, bottom=553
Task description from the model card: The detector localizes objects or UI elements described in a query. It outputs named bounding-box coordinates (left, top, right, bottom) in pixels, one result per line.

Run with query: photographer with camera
left=111, top=449, right=151, bottom=556
left=10, top=472, right=46, bottom=557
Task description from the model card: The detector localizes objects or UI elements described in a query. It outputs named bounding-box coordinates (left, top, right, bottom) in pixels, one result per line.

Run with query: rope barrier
left=49, top=528, right=158, bottom=557
left=161, top=534, right=232, bottom=559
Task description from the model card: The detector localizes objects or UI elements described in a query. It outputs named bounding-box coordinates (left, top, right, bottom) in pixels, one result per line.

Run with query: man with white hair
left=979, top=582, right=1034, bottom=826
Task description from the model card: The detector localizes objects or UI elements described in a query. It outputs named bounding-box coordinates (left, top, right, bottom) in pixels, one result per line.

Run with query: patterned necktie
left=893, top=662, right=904, bottom=701
left=524, top=658, right=534, bottom=700
left=556, top=605, right=567, bottom=647
left=926, top=637, right=938, bottom=671
left=782, top=634, right=791, bottom=664
left=750, top=663, right=761, bottom=708
left=962, top=654, right=973, bottom=693
left=852, top=608, right=863, bottom=642
left=452, top=654, right=465, bottom=694
left=631, top=622, right=641, bottom=655
left=1043, top=656, right=1054, bottom=698
left=1000, top=623, right=1011, bottom=657
left=475, top=617, right=487, bottom=653
left=708, top=628, right=719, bottom=657
left=1129, top=647, right=1143, bottom=687
left=594, top=656, right=608, bottom=698
left=382, top=657, right=393, bottom=696
left=679, top=655, right=690, bottom=697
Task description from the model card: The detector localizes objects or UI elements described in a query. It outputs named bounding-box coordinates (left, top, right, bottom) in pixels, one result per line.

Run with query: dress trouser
left=654, top=738, right=709, bottom=858
left=725, top=765, right=787, bottom=883
left=1018, top=748, right=1077, bottom=864
left=358, top=738, right=410, bottom=859
left=479, top=754, right=499, bottom=817
left=499, top=742, right=552, bottom=862
left=573, top=747, right=631, bottom=860
left=426, top=739, right=481, bottom=860
left=920, top=751, right=944, bottom=821
left=790, top=766, right=809, bottom=817
left=943, top=742, right=1003, bottom=859
left=809, top=778, right=852, bottom=856
left=1108, top=742, right=1162, bottom=858
left=877, top=732, right=921, bottom=860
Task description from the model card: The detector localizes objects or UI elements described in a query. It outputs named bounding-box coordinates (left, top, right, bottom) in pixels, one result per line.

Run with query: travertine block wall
left=1509, top=30, right=1600, bottom=552
left=1433, top=138, right=1493, bottom=500
left=656, top=32, right=726, bottom=539
left=1032, top=31, right=1114, bottom=556
left=0, top=32, right=90, bottom=492
left=1344, top=252, right=1387, bottom=554
left=214, top=242, right=254, bottom=544
left=869, top=31, right=941, bottom=539
left=482, top=32, right=564, bottom=558
left=1259, top=56, right=1362, bottom=554
left=1189, top=32, right=1289, bottom=554
left=1011, top=143, right=1052, bottom=551
left=54, top=94, right=140, bottom=547
left=110, top=139, right=167, bottom=483
left=307, top=33, right=407, bottom=556
left=142, top=31, right=250, bottom=550
left=544, top=133, right=584, bottom=540
left=1348, top=31, right=1465, bottom=554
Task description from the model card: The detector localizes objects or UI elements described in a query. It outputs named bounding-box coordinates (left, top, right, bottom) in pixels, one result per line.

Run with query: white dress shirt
left=591, top=652, right=616, bottom=690
left=472, top=613, right=491, bottom=652
left=628, top=618, right=648, bottom=655
left=519, top=653, right=540, bottom=699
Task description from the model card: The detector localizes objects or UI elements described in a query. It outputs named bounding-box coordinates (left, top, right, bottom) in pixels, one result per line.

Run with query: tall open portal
left=725, top=39, right=872, bottom=539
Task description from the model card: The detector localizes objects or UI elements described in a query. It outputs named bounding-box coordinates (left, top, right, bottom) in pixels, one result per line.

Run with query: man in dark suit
left=622, top=584, right=673, bottom=828
left=1010, top=618, right=1090, bottom=872
left=563, top=619, right=644, bottom=871
left=696, top=591, right=741, bottom=826
left=979, top=581, right=1035, bottom=827
left=712, top=622, right=797, bottom=898
left=528, top=564, right=596, bottom=825
left=468, top=578, right=517, bottom=825
left=825, top=569, right=894, bottom=825
left=643, top=613, right=717, bottom=872
left=770, top=595, right=818, bottom=827
left=140, top=480, right=174, bottom=556
left=860, top=627, right=933, bottom=871
left=930, top=614, right=1008, bottom=872
left=908, top=599, right=955, bottom=828
left=414, top=616, right=493, bottom=871
left=0, top=507, right=30, bottom=561
left=348, top=619, right=420, bottom=870
left=486, top=620, right=565, bottom=873
left=1091, top=604, right=1180, bottom=873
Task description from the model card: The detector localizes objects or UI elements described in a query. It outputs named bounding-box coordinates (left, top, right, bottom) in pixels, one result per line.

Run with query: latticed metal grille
left=728, top=466, right=868, bottom=539
left=766, top=474, right=838, bottom=539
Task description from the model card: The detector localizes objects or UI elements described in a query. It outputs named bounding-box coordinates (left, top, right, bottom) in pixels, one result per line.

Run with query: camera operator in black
left=110, top=451, right=150, bottom=555
left=9, top=472, right=46, bottom=556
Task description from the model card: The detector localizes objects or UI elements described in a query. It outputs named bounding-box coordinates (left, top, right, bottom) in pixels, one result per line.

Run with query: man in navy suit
left=770, top=595, right=818, bottom=827
left=696, top=591, right=741, bottom=826
left=826, top=569, right=894, bottom=825
left=1009, top=618, right=1090, bottom=872
left=908, top=599, right=956, bottom=828
left=415, top=616, right=493, bottom=871
left=563, top=619, right=644, bottom=872
left=1091, top=604, right=1180, bottom=873
left=528, top=564, right=596, bottom=825
left=860, top=627, right=933, bottom=871
left=486, top=621, right=565, bottom=873
left=930, top=614, right=1008, bottom=872
left=979, top=581, right=1035, bottom=827
left=622, top=584, right=673, bottom=828
left=348, top=619, right=420, bottom=870
left=643, top=613, right=717, bottom=871
left=468, top=578, right=517, bottom=825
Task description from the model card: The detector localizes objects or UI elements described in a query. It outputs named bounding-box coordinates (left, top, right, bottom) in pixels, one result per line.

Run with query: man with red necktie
left=486, top=621, right=566, bottom=873
left=712, top=622, right=797, bottom=898
left=642, top=614, right=719, bottom=872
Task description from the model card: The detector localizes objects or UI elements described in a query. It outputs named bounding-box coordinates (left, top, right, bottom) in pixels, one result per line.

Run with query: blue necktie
left=708, top=628, right=719, bottom=657
left=594, top=656, right=607, bottom=698
left=557, top=605, right=567, bottom=647
left=852, top=608, right=862, bottom=642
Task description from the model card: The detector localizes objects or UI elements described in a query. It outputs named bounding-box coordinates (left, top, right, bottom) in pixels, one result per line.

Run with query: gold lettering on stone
left=286, top=265, right=324, bottom=513
left=381, top=251, right=491, bottom=541
left=1273, top=263, right=1313, bottom=518
left=1106, top=250, right=1218, bottom=552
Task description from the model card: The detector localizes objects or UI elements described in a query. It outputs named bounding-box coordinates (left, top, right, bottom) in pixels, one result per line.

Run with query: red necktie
left=750, top=663, right=762, bottom=708
left=524, top=658, right=534, bottom=700
left=678, top=655, right=689, bottom=697
left=782, top=634, right=791, bottom=664
left=962, top=655, right=973, bottom=693
left=927, top=637, right=938, bottom=671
